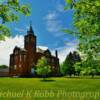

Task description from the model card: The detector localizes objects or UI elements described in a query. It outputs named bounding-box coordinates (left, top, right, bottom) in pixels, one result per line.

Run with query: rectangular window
left=15, top=56, right=18, bottom=61
left=14, top=65, right=17, bottom=70
left=20, top=55, right=22, bottom=62
left=24, top=55, right=26, bottom=61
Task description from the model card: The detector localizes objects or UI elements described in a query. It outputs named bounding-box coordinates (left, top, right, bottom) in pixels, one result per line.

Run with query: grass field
left=0, top=77, right=100, bottom=100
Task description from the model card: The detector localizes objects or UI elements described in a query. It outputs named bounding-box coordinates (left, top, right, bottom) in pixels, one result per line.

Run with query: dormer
left=44, top=49, right=51, bottom=56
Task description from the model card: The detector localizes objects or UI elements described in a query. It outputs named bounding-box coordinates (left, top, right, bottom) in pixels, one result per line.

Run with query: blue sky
left=7, top=0, right=77, bottom=49
left=0, top=0, right=78, bottom=65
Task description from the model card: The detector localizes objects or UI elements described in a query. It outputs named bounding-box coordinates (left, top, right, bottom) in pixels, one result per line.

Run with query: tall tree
left=61, top=51, right=81, bottom=76
left=0, top=0, right=30, bottom=40
left=64, top=0, right=100, bottom=68
left=65, top=52, right=75, bottom=77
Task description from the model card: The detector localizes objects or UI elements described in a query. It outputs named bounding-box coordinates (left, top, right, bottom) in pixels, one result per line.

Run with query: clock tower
left=24, top=24, right=36, bottom=73
left=24, top=24, right=36, bottom=53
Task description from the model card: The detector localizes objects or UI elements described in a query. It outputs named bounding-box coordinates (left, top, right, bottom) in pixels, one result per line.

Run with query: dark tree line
left=0, top=65, right=8, bottom=69
left=61, top=50, right=100, bottom=78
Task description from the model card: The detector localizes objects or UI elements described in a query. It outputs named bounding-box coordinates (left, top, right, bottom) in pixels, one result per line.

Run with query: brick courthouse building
left=9, top=25, right=60, bottom=77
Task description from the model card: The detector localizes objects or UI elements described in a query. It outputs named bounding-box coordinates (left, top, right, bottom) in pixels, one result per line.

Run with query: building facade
left=9, top=25, right=60, bottom=77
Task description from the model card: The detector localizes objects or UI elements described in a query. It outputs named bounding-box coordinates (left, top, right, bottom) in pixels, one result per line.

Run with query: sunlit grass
left=0, top=77, right=100, bottom=100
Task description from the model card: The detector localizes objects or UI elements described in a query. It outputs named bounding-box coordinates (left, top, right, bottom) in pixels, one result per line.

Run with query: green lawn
left=0, top=77, right=100, bottom=100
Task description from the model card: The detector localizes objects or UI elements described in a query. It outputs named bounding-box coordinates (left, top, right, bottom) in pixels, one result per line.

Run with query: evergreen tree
left=66, top=52, right=75, bottom=77
left=61, top=51, right=81, bottom=77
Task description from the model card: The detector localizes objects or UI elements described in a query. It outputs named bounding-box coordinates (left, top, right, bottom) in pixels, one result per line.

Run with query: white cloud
left=37, top=46, right=48, bottom=50
left=0, top=35, right=24, bottom=66
left=44, top=11, right=63, bottom=33
left=44, top=2, right=65, bottom=34
left=57, top=40, right=78, bottom=63
left=46, top=20, right=62, bottom=33
left=44, top=12, right=57, bottom=20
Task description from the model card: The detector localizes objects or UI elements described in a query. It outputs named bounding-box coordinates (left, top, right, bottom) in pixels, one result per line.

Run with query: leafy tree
left=74, top=62, right=82, bottom=76
left=89, top=68, right=96, bottom=78
left=0, top=0, right=30, bottom=40
left=80, top=67, right=96, bottom=78
left=64, top=0, right=100, bottom=69
left=36, top=57, right=51, bottom=80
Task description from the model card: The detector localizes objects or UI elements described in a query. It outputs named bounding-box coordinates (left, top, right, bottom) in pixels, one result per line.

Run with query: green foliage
left=61, top=51, right=81, bottom=76
left=19, top=5, right=30, bottom=16
left=80, top=67, right=97, bottom=78
left=0, top=25, right=10, bottom=40
left=60, top=62, right=67, bottom=75
left=0, top=65, right=8, bottom=69
left=65, top=0, right=100, bottom=68
left=79, top=58, right=100, bottom=77
left=0, top=0, right=31, bottom=40
left=74, top=62, right=82, bottom=76
left=65, top=0, right=73, bottom=4
left=65, top=52, right=75, bottom=77
left=36, top=57, right=51, bottom=80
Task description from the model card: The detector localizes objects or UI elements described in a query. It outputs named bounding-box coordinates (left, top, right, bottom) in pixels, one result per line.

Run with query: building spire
left=27, top=21, right=34, bottom=34
left=30, top=21, right=34, bottom=33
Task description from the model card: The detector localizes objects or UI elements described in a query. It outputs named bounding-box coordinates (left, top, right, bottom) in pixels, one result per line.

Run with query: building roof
left=27, top=23, right=35, bottom=36
left=20, top=48, right=27, bottom=52
left=37, top=47, right=45, bottom=53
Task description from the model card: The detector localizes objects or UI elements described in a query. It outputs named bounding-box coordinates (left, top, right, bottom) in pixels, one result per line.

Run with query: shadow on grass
left=40, top=79, right=55, bottom=82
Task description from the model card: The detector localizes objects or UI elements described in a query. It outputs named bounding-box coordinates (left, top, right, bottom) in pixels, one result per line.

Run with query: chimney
left=55, top=50, right=58, bottom=58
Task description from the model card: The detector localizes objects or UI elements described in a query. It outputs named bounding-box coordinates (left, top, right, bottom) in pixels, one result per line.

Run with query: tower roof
left=29, top=24, right=34, bottom=33
left=27, top=22, right=34, bottom=35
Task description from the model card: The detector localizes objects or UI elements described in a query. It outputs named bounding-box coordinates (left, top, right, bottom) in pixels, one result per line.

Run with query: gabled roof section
left=37, top=48, right=46, bottom=53
left=13, top=46, right=27, bottom=55
left=44, top=49, right=51, bottom=56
